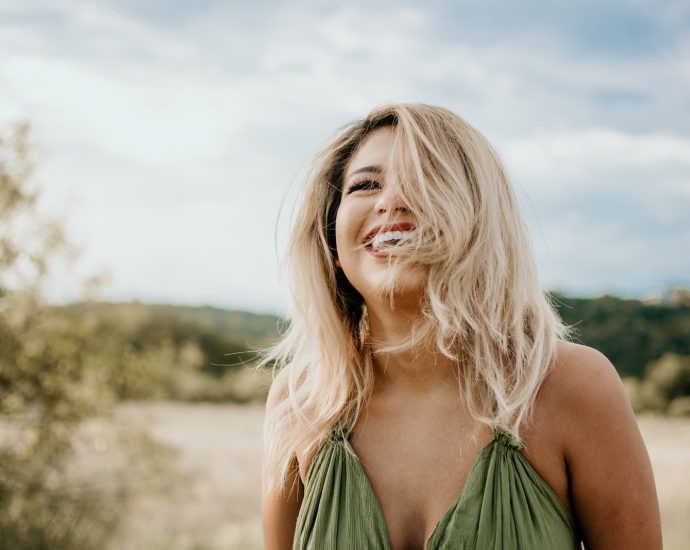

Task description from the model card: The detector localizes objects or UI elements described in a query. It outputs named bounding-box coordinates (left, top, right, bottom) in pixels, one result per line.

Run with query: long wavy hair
left=260, top=103, right=570, bottom=494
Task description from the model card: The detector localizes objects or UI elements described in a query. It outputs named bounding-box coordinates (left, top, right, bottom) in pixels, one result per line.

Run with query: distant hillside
left=551, top=292, right=690, bottom=378
left=141, top=304, right=284, bottom=348
left=64, top=302, right=283, bottom=376
left=66, top=296, right=690, bottom=381
left=69, top=301, right=282, bottom=347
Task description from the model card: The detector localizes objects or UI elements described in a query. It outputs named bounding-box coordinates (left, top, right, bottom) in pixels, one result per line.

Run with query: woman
left=260, top=103, right=661, bottom=549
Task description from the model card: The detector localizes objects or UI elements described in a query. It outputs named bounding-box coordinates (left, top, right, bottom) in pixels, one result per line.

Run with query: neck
left=366, top=302, right=459, bottom=396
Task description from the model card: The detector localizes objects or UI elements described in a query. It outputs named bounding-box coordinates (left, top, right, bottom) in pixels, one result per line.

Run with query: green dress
left=293, top=425, right=579, bottom=549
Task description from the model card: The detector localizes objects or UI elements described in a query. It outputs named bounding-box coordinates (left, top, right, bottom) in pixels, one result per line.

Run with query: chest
left=299, top=393, right=572, bottom=550
left=350, top=405, right=494, bottom=549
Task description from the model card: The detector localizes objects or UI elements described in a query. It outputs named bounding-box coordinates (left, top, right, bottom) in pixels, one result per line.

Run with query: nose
left=374, top=181, right=408, bottom=214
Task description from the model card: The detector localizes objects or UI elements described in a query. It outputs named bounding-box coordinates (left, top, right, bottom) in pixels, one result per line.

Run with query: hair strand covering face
left=257, top=103, right=571, bottom=495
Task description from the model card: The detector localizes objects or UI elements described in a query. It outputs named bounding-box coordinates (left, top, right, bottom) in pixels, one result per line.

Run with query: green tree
left=0, top=122, right=122, bottom=548
left=552, top=292, right=690, bottom=378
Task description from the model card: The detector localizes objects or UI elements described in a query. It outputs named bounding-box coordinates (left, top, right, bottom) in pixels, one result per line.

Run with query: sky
left=1, top=0, right=689, bottom=315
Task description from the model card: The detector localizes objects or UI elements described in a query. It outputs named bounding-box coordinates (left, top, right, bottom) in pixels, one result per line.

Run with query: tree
left=0, top=122, right=122, bottom=548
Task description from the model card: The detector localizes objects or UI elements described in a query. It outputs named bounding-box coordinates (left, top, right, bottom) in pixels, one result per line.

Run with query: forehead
left=345, top=126, right=395, bottom=179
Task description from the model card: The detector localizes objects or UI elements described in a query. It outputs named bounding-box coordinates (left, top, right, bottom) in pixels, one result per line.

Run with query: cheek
left=334, top=210, right=345, bottom=254
left=334, top=205, right=359, bottom=258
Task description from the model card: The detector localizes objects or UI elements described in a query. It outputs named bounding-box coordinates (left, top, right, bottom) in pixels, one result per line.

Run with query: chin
left=362, top=282, right=426, bottom=310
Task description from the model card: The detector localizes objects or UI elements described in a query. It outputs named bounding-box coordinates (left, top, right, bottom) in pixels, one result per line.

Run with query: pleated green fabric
left=294, top=426, right=578, bottom=549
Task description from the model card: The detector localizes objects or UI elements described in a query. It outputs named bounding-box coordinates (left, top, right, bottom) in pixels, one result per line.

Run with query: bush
left=0, top=122, right=122, bottom=548
left=0, top=122, right=171, bottom=549
left=645, top=353, right=690, bottom=401
left=622, top=377, right=667, bottom=414
left=668, top=396, right=690, bottom=417
left=623, top=353, right=690, bottom=414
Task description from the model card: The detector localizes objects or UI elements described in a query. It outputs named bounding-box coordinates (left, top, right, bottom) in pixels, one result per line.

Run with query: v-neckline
left=341, top=428, right=504, bottom=550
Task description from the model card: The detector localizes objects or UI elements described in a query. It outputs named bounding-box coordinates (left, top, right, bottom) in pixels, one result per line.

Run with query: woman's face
left=335, top=126, right=426, bottom=308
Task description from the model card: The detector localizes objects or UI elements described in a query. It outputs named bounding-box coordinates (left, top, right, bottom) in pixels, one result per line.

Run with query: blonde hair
left=260, top=103, right=570, bottom=494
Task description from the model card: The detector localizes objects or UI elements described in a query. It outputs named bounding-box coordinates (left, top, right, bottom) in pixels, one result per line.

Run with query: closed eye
left=346, top=179, right=381, bottom=194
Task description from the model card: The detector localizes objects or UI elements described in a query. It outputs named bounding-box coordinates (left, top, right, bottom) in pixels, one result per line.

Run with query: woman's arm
left=558, top=343, right=662, bottom=549
left=261, top=370, right=304, bottom=550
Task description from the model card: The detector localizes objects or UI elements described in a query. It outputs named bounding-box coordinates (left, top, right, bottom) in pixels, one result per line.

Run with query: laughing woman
left=260, top=104, right=662, bottom=549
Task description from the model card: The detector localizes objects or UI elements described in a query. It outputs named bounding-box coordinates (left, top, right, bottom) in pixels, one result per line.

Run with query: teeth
left=371, top=230, right=415, bottom=251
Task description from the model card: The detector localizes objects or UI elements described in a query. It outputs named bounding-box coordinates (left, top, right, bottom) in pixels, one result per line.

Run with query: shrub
left=645, top=353, right=690, bottom=402
left=668, top=396, right=690, bottom=417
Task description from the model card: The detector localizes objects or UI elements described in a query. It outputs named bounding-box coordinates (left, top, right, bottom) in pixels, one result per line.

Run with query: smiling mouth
left=365, top=229, right=416, bottom=252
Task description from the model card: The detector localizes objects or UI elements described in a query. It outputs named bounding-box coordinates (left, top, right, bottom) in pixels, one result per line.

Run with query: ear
left=335, top=258, right=342, bottom=268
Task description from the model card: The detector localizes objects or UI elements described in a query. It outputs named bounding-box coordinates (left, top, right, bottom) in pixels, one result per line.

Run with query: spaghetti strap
left=491, top=424, right=524, bottom=450
left=329, top=410, right=357, bottom=441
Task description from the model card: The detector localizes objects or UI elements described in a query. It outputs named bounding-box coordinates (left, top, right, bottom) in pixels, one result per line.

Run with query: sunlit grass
left=637, top=415, right=690, bottom=550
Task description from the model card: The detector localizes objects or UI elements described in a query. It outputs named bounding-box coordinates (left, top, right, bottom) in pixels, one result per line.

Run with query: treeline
left=552, top=292, right=690, bottom=415
left=552, top=292, right=690, bottom=378
left=59, top=301, right=276, bottom=403
left=36, top=292, right=690, bottom=413
left=36, top=292, right=690, bottom=410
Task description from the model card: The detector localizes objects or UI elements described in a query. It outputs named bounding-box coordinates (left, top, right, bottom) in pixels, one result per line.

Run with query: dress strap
left=492, top=425, right=524, bottom=450
left=329, top=409, right=357, bottom=441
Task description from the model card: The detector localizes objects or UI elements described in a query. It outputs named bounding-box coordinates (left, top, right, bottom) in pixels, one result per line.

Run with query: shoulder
left=266, top=367, right=290, bottom=412
left=531, top=341, right=629, bottom=452
left=262, top=367, right=304, bottom=549
left=542, top=341, right=662, bottom=548
left=263, top=366, right=301, bottom=491
left=544, top=340, right=627, bottom=421
left=264, top=367, right=299, bottom=468
left=549, top=340, right=618, bottom=387
left=543, top=340, right=641, bottom=463
left=266, top=369, right=288, bottom=411
left=264, top=368, right=312, bottom=484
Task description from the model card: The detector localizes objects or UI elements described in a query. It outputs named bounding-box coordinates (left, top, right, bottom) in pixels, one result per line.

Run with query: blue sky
left=1, top=0, right=688, bottom=314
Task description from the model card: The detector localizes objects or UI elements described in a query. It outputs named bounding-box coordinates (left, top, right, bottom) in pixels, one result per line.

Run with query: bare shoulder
left=262, top=367, right=303, bottom=550
left=265, top=368, right=315, bottom=485
left=266, top=366, right=290, bottom=411
left=542, top=340, right=622, bottom=405
left=545, top=340, right=648, bottom=468
left=544, top=340, right=662, bottom=549
left=530, top=341, right=630, bottom=452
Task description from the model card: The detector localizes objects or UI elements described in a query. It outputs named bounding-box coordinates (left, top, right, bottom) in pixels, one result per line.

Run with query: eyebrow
left=345, top=165, right=384, bottom=180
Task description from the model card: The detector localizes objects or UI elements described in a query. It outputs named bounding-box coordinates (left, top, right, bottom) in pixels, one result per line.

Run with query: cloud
left=1, top=0, right=688, bottom=311
left=501, top=129, right=690, bottom=295
left=503, top=129, right=690, bottom=193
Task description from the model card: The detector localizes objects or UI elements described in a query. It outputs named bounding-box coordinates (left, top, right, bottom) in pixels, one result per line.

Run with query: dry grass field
left=638, top=416, right=690, bottom=550
left=80, top=403, right=689, bottom=550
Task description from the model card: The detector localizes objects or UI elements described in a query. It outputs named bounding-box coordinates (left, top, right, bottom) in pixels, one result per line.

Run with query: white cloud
left=500, top=129, right=690, bottom=296
left=1, top=0, right=688, bottom=311
left=502, top=129, right=690, bottom=192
